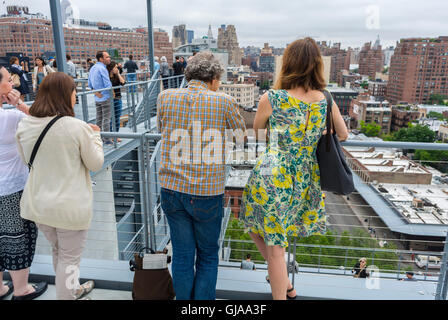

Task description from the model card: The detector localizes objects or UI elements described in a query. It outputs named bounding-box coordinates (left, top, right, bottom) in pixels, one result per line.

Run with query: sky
left=3, top=0, right=448, bottom=49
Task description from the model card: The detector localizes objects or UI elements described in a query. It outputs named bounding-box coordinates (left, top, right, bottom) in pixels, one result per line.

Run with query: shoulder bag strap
left=28, top=115, right=63, bottom=171
left=322, top=90, right=334, bottom=151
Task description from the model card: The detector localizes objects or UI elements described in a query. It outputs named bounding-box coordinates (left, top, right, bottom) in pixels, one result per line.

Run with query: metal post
left=397, top=254, right=402, bottom=280
left=146, top=0, right=155, bottom=77
left=137, top=136, right=150, bottom=252
left=425, top=255, right=430, bottom=281
left=292, top=238, right=297, bottom=288
left=145, top=137, right=156, bottom=250
left=287, top=238, right=291, bottom=280
left=318, top=246, right=322, bottom=273
left=49, top=0, right=68, bottom=74
left=344, top=248, right=348, bottom=275
left=435, top=233, right=448, bottom=300
left=80, top=82, right=89, bottom=123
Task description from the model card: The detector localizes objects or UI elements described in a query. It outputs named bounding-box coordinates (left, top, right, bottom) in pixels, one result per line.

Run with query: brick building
left=318, top=41, right=350, bottom=84
left=359, top=40, right=384, bottom=80
left=368, top=81, right=388, bottom=100
left=0, top=14, right=173, bottom=69
left=387, top=36, right=448, bottom=104
left=391, top=105, right=422, bottom=131
left=350, top=96, right=392, bottom=134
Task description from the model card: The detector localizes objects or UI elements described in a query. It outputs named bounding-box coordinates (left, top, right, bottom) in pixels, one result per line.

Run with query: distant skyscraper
left=387, top=36, right=448, bottom=104
left=218, top=24, right=241, bottom=66
left=172, top=24, right=187, bottom=48
left=187, top=30, right=194, bottom=44
left=259, top=43, right=275, bottom=73
left=207, top=24, right=213, bottom=40
left=359, top=38, right=384, bottom=79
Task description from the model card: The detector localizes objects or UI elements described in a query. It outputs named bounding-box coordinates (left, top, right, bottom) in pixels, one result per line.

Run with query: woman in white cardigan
left=16, top=72, right=104, bottom=300
left=32, top=57, right=55, bottom=92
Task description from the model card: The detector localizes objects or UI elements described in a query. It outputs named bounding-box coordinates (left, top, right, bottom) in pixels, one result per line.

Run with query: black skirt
left=0, top=190, right=37, bottom=272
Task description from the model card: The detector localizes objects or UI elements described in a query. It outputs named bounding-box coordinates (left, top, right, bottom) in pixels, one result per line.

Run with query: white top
left=15, top=116, right=104, bottom=230
left=0, top=107, right=29, bottom=197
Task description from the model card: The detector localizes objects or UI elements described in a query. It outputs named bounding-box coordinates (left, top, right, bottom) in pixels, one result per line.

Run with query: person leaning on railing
left=157, top=51, right=246, bottom=300
left=15, top=72, right=105, bottom=300
left=0, top=66, right=48, bottom=301
left=239, top=37, right=349, bottom=300
left=107, top=61, right=126, bottom=140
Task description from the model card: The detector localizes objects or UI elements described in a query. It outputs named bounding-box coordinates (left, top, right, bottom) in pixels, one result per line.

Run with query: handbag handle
left=321, top=90, right=334, bottom=152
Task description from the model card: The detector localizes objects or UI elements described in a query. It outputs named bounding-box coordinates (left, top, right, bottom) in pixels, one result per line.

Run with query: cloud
left=6, top=0, right=448, bottom=48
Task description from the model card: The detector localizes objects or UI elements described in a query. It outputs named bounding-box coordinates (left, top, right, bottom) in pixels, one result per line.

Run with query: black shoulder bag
left=27, top=116, right=63, bottom=172
left=316, top=91, right=355, bottom=195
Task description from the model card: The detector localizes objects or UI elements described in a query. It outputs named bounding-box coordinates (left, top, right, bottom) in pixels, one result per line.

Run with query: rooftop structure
left=344, top=146, right=432, bottom=185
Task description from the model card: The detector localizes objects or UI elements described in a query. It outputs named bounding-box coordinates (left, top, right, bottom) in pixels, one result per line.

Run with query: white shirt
left=16, top=116, right=104, bottom=230
left=0, top=107, right=28, bottom=196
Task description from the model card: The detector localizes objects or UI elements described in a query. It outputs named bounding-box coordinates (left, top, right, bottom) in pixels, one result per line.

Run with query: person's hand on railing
left=88, top=124, right=101, bottom=132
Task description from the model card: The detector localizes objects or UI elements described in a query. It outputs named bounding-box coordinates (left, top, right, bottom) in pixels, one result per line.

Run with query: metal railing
left=75, top=74, right=185, bottom=132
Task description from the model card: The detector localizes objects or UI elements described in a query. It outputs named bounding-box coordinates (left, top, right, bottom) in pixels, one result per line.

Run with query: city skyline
left=2, top=0, right=448, bottom=49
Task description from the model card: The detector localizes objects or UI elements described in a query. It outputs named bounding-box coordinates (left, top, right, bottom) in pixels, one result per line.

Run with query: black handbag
left=316, top=90, right=355, bottom=195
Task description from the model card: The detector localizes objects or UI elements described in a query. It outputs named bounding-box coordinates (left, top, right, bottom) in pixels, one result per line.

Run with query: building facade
left=359, top=40, right=384, bottom=79
left=219, top=83, right=255, bottom=108
left=318, top=42, right=350, bottom=84
left=217, top=24, right=241, bottom=66
left=391, top=105, right=422, bottom=131
left=172, top=24, right=187, bottom=49
left=327, top=85, right=359, bottom=116
left=0, top=13, right=174, bottom=69
left=387, top=37, right=448, bottom=104
left=368, top=81, right=388, bottom=100
left=350, top=97, right=392, bottom=134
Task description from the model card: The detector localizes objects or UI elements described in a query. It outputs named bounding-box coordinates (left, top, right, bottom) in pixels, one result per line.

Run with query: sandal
left=287, top=286, right=297, bottom=300
left=0, top=282, right=13, bottom=300
left=75, top=280, right=95, bottom=300
left=266, top=275, right=270, bottom=283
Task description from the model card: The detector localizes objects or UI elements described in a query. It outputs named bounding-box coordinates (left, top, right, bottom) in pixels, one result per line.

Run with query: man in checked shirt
left=157, top=51, right=246, bottom=300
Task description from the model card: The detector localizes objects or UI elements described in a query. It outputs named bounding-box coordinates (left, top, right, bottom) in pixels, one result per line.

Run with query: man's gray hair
left=185, top=51, right=224, bottom=83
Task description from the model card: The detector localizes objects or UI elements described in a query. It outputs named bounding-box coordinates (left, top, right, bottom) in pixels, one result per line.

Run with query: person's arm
left=253, top=92, right=272, bottom=138
left=331, top=101, right=349, bottom=142
left=117, top=72, right=126, bottom=85
left=32, top=67, right=37, bottom=91
left=225, top=97, right=246, bottom=132
left=156, top=93, right=163, bottom=133
left=79, top=122, right=104, bottom=172
left=4, top=89, right=30, bottom=115
left=46, top=65, right=55, bottom=73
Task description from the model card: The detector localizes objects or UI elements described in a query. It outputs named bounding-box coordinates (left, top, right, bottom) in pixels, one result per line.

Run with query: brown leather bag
left=130, top=249, right=175, bottom=300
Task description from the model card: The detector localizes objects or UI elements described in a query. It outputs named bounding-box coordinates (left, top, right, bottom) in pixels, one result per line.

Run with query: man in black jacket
left=172, top=56, right=184, bottom=88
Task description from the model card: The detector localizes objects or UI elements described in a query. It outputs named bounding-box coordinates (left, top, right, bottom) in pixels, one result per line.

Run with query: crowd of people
left=6, top=38, right=425, bottom=301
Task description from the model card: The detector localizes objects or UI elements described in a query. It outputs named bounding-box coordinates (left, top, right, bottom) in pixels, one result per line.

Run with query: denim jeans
left=110, top=98, right=122, bottom=132
left=126, top=73, right=137, bottom=93
left=161, top=188, right=223, bottom=300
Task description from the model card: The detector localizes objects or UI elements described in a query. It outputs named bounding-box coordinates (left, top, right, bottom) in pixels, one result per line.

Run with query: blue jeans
left=127, top=73, right=137, bottom=93
left=110, top=98, right=122, bottom=132
left=161, top=188, right=223, bottom=300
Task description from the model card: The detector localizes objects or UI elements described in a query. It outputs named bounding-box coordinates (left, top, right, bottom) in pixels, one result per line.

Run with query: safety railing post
left=435, top=232, right=448, bottom=300
left=81, top=82, right=89, bottom=123
left=137, top=135, right=150, bottom=252
left=292, top=238, right=297, bottom=288
left=145, top=136, right=157, bottom=250
left=344, top=248, right=348, bottom=275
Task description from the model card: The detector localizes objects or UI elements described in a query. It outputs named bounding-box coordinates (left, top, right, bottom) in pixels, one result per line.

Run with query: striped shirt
left=157, top=80, right=246, bottom=196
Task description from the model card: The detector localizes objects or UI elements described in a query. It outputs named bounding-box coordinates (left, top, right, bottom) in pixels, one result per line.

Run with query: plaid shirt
left=157, top=80, right=246, bottom=196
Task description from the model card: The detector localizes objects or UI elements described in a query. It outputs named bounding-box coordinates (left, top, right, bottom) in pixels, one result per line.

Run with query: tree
left=393, top=124, right=436, bottom=143
left=360, top=121, right=381, bottom=137
left=360, top=81, right=369, bottom=89
left=427, top=111, right=446, bottom=120
left=429, top=94, right=448, bottom=105
left=414, top=149, right=448, bottom=173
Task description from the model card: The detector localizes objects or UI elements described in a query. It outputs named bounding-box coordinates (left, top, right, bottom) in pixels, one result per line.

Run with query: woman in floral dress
left=240, top=38, right=349, bottom=300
